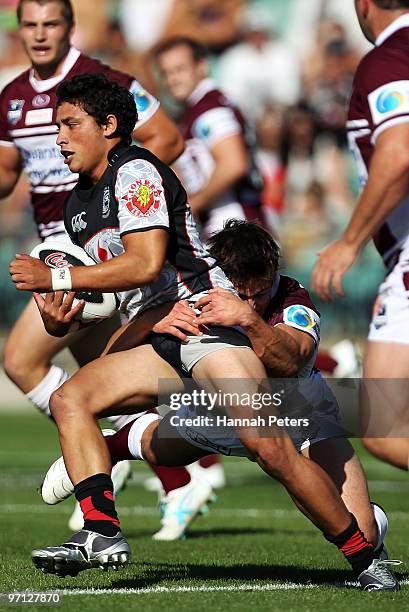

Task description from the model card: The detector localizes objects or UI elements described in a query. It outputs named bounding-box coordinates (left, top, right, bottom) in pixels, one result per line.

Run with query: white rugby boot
left=152, top=478, right=214, bottom=541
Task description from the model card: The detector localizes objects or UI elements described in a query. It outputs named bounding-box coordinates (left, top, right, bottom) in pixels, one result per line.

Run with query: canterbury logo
left=71, top=212, right=87, bottom=233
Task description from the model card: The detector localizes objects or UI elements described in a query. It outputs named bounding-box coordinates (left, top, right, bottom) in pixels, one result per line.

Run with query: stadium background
left=1, top=1, right=406, bottom=609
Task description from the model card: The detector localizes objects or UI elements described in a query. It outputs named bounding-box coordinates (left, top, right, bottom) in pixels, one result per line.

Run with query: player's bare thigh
left=3, top=297, right=72, bottom=390
left=55, top=343, right=184, bottom=418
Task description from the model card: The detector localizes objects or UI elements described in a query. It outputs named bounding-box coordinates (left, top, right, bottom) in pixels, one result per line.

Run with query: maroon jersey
left=175, top=78, right=262, bottom=210
left=0, top=47, right=159, bottom=238
left=263, top=275, right=320, bottom=378
left=347, top=15, right=409, bottom=265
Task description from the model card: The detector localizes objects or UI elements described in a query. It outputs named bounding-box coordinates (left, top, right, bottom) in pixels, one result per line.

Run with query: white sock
left=107, top=413, right=143, bottom=431
left=26, top=365, right=69, bottom=417
left=127, top=412, right=162, bottom=460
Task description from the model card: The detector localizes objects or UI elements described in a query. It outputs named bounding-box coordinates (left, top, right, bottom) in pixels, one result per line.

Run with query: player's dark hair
left=373, top=0, right=409, bottom=8
left=56, top=74, right=138, bottom=143
left=17, top=0, right=74, bottom=27
left=154, top=36, right=208, bottom=63
left=207, top=220, right=280, bottom=285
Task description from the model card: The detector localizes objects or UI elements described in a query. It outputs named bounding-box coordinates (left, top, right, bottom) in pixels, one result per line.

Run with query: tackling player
left=154, top=36, right=263, bottom=239
left=311, top=0, right=409, bottom=471
left=9, top=74, right=399, bottom=590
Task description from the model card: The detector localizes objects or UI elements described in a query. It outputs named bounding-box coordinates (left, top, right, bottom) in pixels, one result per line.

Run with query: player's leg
left=361, top=340, right=409, bottom=470
left=306, top=438, right=378, bottom=546
left=3, top=298, right=72, bottom=415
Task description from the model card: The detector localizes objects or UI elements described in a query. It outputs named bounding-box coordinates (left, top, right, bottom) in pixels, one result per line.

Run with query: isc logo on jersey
left=124, top=179, right=161, bottom=217
left=284, top=306, right=320, bottom=341
left=30, top=240, right=117, bottom=323
left=368, top=80, right=409, bottom=125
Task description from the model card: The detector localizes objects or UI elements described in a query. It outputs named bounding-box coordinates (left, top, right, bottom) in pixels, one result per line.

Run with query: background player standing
left=312, top=0, right=409, bottom=470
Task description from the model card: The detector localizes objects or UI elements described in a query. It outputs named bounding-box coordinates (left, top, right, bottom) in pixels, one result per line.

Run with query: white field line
left=3, top=580, right=406, bottom=596
left=2, top=503, right=409, bottom=522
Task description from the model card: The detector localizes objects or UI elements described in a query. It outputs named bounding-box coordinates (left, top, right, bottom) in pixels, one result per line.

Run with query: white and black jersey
left=64, top=142, right=234, bottom=319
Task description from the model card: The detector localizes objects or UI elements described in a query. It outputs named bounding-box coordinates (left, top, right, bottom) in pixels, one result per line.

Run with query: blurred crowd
left=0, top=0, right=383, bottom=336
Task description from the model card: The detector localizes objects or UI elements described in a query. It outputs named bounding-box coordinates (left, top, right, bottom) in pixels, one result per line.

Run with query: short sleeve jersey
left=174, top=78, right=262, bottom=209
left=64, top=142, right=234, bottom=319
left=263, top=275, right=321, bottom=378
left=0, top=47, right=159, bottom=239
left=347, top=16, right=409, bottom=264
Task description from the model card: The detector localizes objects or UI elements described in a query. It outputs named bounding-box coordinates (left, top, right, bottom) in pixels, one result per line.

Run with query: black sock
left=74, top=473, right=120, bottom=537
left=325, top=514, right=376, bottom=576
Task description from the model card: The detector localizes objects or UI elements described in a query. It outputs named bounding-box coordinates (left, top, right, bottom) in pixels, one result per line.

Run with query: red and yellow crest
left=124, top=179, right=161, bottom=217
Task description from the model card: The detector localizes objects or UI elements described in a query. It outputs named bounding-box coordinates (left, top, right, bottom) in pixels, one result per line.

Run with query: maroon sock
left=314, top=351, right=338, bottom=374
left=199, top=455, right=220, bottom=469
left=105, top=421, right=135, bottom=463
left=149, top=464, right=191, bottom=495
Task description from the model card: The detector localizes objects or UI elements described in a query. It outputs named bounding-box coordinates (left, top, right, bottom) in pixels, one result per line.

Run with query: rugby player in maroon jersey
left=312, top=0, right=409, bottom=471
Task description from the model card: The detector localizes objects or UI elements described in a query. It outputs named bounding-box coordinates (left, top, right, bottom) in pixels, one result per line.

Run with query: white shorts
left=368, top=247, right=409, bottom=344
left=174, top=371, right=344, bottom=459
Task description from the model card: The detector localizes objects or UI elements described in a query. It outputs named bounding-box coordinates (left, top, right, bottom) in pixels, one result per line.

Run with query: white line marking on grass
left=36, top=579, right=408, bottom=595
left=2, top=504, right=409, bottom=522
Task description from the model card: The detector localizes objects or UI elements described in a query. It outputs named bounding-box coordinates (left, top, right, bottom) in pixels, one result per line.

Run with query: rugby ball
left=30, top=240, right=118, bottom=322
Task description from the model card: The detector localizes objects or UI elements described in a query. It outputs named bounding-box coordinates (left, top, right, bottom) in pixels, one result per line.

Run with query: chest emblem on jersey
left=32, top=94, right=51, bottom=108
left=124, top=179, right=161, bottom=217
left=7, top=99, right=24, bottom=125
left=102, top=186, right=111, bottom=219
left=71, top=211, right=87, bottom=233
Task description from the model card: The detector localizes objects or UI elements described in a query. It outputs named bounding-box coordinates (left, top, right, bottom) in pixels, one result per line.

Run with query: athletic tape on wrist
left=51, top=267, right=72, bottom=291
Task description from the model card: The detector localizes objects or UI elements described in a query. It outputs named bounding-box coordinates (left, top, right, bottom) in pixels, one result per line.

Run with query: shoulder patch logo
left=368, top=80, right=409, bottom=125
left=7, top=99, right=24, bottom=125
left=124, top=179, right=161, bottom=217
left=285, top=305, right=314, bottom=329
left=133, top=91, right=150, bottom=113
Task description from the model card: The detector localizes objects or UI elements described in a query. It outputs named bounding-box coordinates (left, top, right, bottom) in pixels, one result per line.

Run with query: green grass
left=0, top=413, right=408, bottom=611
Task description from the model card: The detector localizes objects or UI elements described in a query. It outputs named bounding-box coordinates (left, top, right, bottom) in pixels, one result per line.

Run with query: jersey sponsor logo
left=285, top=305, right=315, bottom=329
left=123, top=178, right=161, bottom=217
left=32, top=94, right=51, bottom=108
left=44, top=252, right=71, bottom=268
left=102, top=186, right=110, bottom=219
left=133, top=90, right=151, bottom=113
left=71, top=211, right=87, bottom=233
left=368, top=80, right=409, bottom=125
left=25, top=108, right=53, bottom=126
left=7, top=99, right=24, bottom=125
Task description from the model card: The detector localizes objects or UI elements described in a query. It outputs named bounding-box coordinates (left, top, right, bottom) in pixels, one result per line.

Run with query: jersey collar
left=29, top=47, right=81, bottom=93
left=187, top=78, right=218, bottom=106
left=375, top=13, right=409, bottom=47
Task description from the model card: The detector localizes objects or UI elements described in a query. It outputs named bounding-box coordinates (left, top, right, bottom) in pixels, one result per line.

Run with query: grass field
left=0, top=412, right=408, bottom=611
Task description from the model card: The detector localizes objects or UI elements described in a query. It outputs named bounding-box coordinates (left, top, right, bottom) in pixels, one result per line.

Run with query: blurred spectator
left=216, top=4, right=301, bottom=124
left=254, top=104, right=286, bottom=236
left=302, top=21, right=360, bottom=146
left=119, top=0, right=244, bottom=54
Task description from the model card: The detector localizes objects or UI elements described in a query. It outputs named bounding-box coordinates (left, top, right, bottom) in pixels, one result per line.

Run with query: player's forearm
left=70, top=253, right=161, bottom=292
left=343, top=144, right=409, bottom=250
left=192, top=161, right=248, bottom=211
left=241, top=313, right=300, bottom=377
left=143, top=131, right=184, bottom=165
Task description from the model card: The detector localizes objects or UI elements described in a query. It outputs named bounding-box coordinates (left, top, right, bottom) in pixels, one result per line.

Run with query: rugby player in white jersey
left=312, top=0, right=409, bottom=471
left=10, top=74, right=399, bottom=590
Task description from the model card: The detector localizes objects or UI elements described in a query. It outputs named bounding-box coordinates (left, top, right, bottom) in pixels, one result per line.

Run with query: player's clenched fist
left=9, top=254, right=51, bottom=291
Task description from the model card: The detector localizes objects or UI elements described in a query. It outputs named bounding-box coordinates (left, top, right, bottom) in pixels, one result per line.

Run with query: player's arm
left=132, top=106, right=184, bottom=164
left=0, top=144, right=22, bottom=198
left=196, top=288, right=314, bottom=376
left=312, top=122, right=409, bottom=300
left=9, top=229, right=168, bottom=292
left=189, top=133, right=249, bottom=213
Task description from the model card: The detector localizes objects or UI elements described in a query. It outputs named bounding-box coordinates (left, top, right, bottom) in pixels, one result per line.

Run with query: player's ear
left=104, top=114, right=118, bottom=138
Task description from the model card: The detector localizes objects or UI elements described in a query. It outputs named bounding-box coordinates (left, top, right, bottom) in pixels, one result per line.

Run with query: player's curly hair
left=17, top=0, right=74, bottom=27
left=373, top=0, right=409, bottom=8
left=56, top=74, right=137, bottom=143
left=207, top=219, right=280, bottom=286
